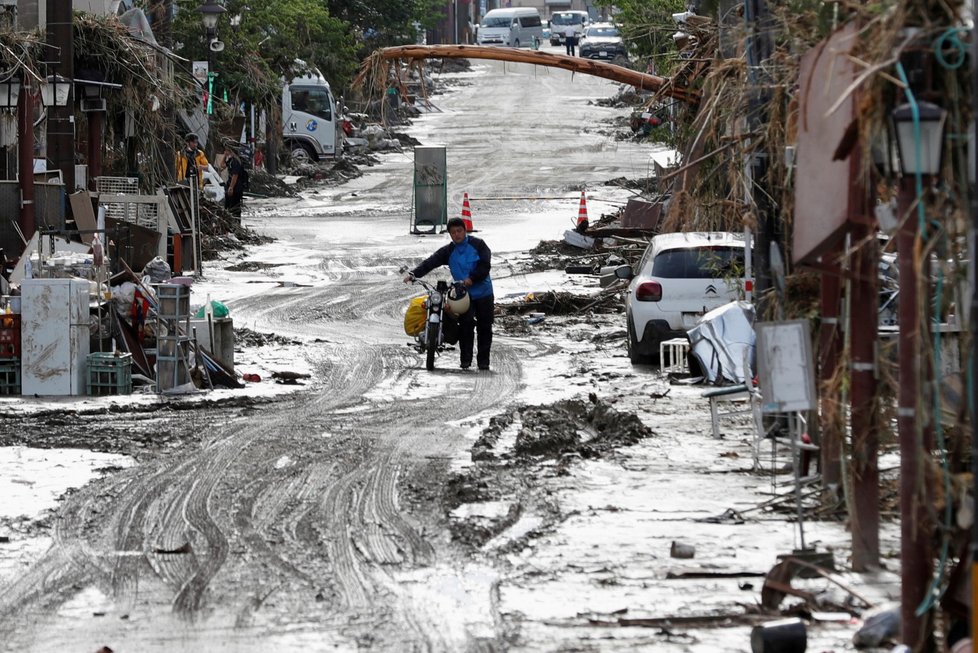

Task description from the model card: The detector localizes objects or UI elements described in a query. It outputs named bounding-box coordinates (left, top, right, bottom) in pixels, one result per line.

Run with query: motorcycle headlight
left=430, top=291, right=442, bottom=306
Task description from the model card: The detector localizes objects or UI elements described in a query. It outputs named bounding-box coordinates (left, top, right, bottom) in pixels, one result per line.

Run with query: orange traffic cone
left=461, top=192, right=474, bottom=231
left=576, top=191, right=589, bottom=227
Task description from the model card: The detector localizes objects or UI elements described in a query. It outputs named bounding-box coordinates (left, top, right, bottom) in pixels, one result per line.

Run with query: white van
left=477, top=7, right=544, bottom=48
left=549, top=10, right=589, bottom=46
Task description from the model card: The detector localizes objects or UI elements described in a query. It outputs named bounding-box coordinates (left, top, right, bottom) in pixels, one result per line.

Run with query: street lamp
left=197, top=0, right=226, bottom=31
left=39, top=75, right=71, bottom=108
left=891, top=101, right=947, bottom=177
left=0, top=77, right=21, bottom=109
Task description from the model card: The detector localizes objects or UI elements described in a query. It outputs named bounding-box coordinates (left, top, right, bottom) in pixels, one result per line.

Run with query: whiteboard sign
left=756, top=320, right=816, bottom=413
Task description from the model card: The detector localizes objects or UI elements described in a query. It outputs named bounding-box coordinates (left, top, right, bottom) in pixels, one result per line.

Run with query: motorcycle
left=400, top=267, right=468, bottom=371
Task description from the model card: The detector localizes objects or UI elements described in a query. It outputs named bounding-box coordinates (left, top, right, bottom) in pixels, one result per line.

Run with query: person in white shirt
left=564, top=25, right=577, bottom=56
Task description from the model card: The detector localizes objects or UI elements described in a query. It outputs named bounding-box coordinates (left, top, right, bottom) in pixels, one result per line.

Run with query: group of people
left=175, top=132, right=248, bottom=218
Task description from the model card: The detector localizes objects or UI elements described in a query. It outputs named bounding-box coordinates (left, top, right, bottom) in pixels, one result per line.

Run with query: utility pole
left=744, top=0, right=775, bottom=318
left=45, top=0, right=73, bottom=191
left=149, top=0, right=176, bottom=183
left=970, top=0, right=978, bottom=642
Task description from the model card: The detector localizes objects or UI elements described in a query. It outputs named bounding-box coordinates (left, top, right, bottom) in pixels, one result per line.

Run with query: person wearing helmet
left=404, top=216, right=494, bottom=370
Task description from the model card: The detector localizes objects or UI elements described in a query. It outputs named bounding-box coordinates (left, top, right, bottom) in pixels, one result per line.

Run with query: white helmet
left=446, top=283, right=470, bottom=315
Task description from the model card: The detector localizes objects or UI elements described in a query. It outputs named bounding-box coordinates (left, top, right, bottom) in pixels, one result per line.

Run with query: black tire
left=425, top=325, right=437, bottom=371
left=627, top=318, right=654, bottom=365
left=290, top=143, right=315, bottom=164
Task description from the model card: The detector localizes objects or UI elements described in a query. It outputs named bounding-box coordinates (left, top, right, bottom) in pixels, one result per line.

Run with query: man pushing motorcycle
left=404, top=217, right=494, bottom=371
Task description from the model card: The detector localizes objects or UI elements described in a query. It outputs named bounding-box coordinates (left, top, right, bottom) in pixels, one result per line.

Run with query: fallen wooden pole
left=357, top=45, right=700, bottom=105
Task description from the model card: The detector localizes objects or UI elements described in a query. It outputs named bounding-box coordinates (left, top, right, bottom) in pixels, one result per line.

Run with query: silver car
left=622, top=232, right=749, bottom=364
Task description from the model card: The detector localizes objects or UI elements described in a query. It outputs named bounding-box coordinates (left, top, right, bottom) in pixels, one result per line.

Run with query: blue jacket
left=410, top=235, right=493, bottom=300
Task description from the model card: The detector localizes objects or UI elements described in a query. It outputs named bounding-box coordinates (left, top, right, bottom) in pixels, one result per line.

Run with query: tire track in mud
left=0, top=249, right=526, bottom=651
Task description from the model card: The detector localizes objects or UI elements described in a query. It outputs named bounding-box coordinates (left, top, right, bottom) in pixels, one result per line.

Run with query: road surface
left=0, top=55, right=667, bottom=651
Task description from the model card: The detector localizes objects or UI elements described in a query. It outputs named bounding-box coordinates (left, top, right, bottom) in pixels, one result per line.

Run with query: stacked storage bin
left=0, top=311, right=20, bottom=394
left=86, top=352, right=133, bottom=396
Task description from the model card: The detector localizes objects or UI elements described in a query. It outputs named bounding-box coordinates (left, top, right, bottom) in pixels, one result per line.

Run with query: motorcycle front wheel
left=425, top=326, right=438, bottom=371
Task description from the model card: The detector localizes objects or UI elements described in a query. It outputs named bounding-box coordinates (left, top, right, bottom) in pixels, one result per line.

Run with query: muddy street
left=0, top=55, right=899, bottom=652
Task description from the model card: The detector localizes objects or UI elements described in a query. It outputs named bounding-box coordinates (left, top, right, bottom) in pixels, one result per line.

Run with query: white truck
left=282, top=69, right=340, bottom=163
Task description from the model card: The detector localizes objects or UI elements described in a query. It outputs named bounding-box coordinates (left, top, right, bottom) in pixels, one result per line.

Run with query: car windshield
left=551, top=13, right=583, bottom=26
left=586, top=26, right=619, bottom=38
left=650, top=246, right=745, bottom=279
left=483, top=16, right=511, bottom=27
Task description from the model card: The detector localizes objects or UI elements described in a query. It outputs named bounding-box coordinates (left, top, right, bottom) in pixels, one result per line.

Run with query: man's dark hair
left=185, top=132, right=198, bottom=142
left=447, top=217, right=466, bottom=230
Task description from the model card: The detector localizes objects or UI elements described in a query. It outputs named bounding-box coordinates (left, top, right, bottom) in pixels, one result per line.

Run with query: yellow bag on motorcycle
left=404, top=296, right=427, bottom=336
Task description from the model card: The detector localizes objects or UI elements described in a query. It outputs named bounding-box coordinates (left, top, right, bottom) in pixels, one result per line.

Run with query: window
left=521, top=15, right=542, bottom=27
left=291, top=87, right=332, bottom=121
left=551, top=12, right=584, bottom=26
left=651, top=247, right=746, bottom=279
left=483, top=16, right=510, bottom=27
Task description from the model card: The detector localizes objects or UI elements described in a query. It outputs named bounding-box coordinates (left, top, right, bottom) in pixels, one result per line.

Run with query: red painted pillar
left=818, top=255, right=842, bottom=489
left=897, top=178, right=934, bottom=651
left=849, top=220, right=880, bottom=570
left=87, top=111, right=104, bottom=190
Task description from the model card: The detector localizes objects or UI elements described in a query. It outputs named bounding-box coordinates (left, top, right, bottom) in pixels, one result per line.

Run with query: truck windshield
left=551, top=13, right=583, bottom=26
left=483, top=16, right=511, bottom=27
left=291, top=87, right=332, bottom=121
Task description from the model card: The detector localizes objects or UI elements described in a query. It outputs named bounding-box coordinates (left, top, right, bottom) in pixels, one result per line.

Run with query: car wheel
left=627, top=318, right=655, bottom=365
left=290, top=144, right=314, bottom=164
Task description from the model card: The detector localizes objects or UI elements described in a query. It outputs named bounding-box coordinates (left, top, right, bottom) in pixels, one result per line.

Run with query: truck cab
left=282, top=69, right=338, bottom=163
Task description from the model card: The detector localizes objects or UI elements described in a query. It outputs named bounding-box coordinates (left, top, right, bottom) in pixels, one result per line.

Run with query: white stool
left=659, top=337, right=689, bottom=374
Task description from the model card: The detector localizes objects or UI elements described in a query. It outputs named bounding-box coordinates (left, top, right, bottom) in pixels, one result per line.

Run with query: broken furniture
left=703, top=381, right=763, bottom=441
left=191, top=314, right=234, bottom=370
left=95, top=177, right=195, bottom=276
left=154, top=282, right=193, bottom=393
left=659, top=337, right=689, bottom=374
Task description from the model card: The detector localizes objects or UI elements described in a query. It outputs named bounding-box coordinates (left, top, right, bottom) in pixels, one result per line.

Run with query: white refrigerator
left=21, top=278, right=91, bottom=396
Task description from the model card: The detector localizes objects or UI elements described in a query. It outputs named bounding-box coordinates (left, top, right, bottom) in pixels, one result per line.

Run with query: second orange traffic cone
left=576, top=191, right=589, bottom=227
left=461, top=192, right=474, bottom=231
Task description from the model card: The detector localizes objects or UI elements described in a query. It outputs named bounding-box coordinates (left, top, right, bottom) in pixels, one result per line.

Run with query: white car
left=622, top=232, right=750, bottom=364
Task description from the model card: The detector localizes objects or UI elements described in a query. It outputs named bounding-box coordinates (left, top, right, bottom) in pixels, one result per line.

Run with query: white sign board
left=756, top=320, right=817, bottom=413
left=192, top=61, right=209, bottom=87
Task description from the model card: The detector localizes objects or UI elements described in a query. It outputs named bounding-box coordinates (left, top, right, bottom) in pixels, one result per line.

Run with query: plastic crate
left=0, top=357, right=20, bottom=395
left=94, top=176, right=140, bottom=195
left=87, top=352, right=133, bottom=396
left=0, top=314, right=20, bottom=358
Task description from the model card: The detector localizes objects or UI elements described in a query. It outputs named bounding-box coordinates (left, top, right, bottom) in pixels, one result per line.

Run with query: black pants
left=458, top=294, right=494, bottom=368
left=225, top=192, right=242, bottom=218
left=565, top=36, right=576, bottom=56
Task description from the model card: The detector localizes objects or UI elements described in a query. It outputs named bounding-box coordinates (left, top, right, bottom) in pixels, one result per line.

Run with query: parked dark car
left=579, top=23, right=627, bottom=61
